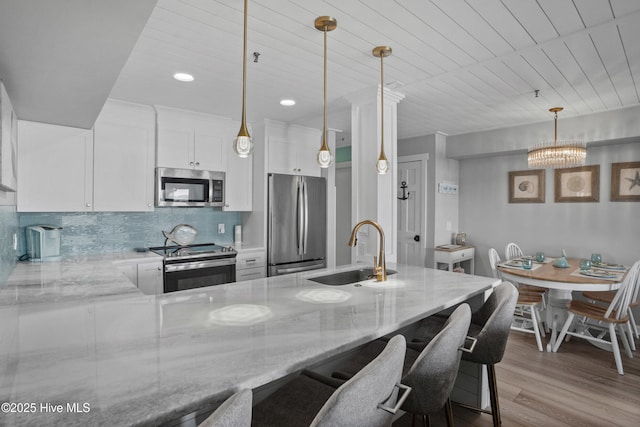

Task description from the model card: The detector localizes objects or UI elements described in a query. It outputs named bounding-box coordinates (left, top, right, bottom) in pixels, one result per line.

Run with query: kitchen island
left=0, top=258, right=499, bottom=426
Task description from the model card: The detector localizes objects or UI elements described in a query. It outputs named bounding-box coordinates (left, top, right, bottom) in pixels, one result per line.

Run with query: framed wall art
left=508, top=169, right=545, bottom=203
left=611, top=161, right=640, bottom=201
left=554, top=165, right=599, bottom=202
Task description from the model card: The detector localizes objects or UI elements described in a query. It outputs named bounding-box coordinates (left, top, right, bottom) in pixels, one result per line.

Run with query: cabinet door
left=157, top=127, right=194, bottom=169
left=295, top=139, right=321, bottom=177
left=194, top=130, right=224, bottom=171
left=137, top=261, right=163, bottom=295
left=0, top=82, right=17, bottom=191
left=223, top=142, right=252, bottom=211
left=17, top=121, right=93, bottom=212
left=94, top=111, right=155, bottom=211
left=116, top=263, right=138, bottom=285
left=268, top=137, right=297, bottom=175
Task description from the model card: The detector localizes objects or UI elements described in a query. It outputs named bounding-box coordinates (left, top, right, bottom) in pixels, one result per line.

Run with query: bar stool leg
left=487, top=364, right=501, bottom=426
left=444, top=398, right=454, bottom=427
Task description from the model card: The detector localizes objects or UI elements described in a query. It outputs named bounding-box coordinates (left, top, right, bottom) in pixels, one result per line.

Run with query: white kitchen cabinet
left=137, top=261, right=164, bottom=295
left=0, top=80, right=17, bottom=191
left=267, top=125, right=322, bottom=177
left=17, top=121, right=94, bottom=212
left=93, top=100, right=155, bottom=211
left=235, top=248, right=266, bottom=282
left=222, top=137, right=252, bottom=211
left=116, top=258, right=163, bottom=295
left=156, top=106, right=228, bottom=172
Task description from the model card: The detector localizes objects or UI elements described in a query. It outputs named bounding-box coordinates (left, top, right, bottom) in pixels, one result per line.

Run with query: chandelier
left=528, top=107, right=586, bottom=168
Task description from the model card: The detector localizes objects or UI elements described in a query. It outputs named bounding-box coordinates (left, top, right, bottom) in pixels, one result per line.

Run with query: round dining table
left=497, top=257, right=625, bottom=351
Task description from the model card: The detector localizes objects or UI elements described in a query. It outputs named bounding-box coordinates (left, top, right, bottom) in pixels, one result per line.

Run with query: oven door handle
left=165, top=259, right=236, bottom=272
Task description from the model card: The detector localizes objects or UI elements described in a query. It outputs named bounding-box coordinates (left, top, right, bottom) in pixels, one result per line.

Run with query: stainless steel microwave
left=155, top=167, right=225, bottom=207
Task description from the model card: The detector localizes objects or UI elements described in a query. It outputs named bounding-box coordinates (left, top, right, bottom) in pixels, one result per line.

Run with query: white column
left=347, top=86, right=404, bottom=264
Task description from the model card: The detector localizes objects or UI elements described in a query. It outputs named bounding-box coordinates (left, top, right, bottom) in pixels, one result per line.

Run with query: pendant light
left=373, top=46, right=391, bottom=174
left=314, top=16, right=337, bottom=168
left=233, top=0, right=253, bottom=158
left=528, top=107, right=586, bottom=168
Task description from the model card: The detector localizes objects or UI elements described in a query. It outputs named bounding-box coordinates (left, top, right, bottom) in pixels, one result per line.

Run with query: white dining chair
left=552, top=260, right=640, bottom=375
left=490, top=248, right=545, bottom=351
left=504, top=242, right=548, bottom=311
left=581, top=260, right=640, bottom=351
left=504, top=242, right=524, bottom=260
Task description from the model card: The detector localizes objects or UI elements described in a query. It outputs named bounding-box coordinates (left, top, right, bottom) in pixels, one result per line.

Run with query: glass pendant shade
left=376, top=157, right=390, bottom=174
left=233, top=0, right=252, bottom=158
left=317, top=138, right=334, bottom=168
left=315, top=16, right=337, bottom=168
left=528, top=107, right=586, bottom=168
left=233, top=122, right=253, bottom=158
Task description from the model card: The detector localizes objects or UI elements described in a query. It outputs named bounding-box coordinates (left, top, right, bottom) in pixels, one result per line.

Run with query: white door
left=397, top=160, right=424, bottom=266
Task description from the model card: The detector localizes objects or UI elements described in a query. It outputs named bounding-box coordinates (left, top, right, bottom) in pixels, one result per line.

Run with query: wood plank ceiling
left=104, top=1, right=640, bottom=139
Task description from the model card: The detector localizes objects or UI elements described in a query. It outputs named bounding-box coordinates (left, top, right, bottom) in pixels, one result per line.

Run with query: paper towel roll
left=234, top=225, right=242, bottom=244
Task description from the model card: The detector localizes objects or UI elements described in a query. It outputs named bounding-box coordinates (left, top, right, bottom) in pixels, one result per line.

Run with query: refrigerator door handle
left=303, top=179, right=309, bottom=255
left=296, top=178, right=304, bottom=256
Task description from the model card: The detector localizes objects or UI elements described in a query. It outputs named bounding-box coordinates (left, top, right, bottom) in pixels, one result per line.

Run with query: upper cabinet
left=156, top=106, right=252, bottom=211
left=156, top=106, right=228, bottom=172
left=93, top=100, right=155, bottom=211
left=17, top=100, right=156, bottom=212
left=17, top=121, right=94, bottom=212
left=0, top=81, right=17, bottom=191
left=267, top=123, right=322, bottom=177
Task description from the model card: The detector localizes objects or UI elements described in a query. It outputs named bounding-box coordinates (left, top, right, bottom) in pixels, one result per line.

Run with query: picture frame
left=611, top=161, right=640, bottom=201
left=508, top=169, right=545, bottom=203
left=554, top=165, right=599, bottom=202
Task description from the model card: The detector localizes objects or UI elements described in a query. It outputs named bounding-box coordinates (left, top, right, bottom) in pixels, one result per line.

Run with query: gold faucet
left=348, top=220, right=386, bottom=281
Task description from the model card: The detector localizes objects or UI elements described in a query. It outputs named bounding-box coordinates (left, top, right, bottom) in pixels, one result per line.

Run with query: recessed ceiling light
left=173, top=72, right=194, bottom=82
left=280, top=99, right=296, bottom=106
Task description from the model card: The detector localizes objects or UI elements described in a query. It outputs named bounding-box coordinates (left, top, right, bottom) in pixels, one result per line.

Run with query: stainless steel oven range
left=149, top=243, right=237, bottom=293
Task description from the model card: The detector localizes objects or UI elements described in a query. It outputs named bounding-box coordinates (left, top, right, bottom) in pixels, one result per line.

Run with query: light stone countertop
left=0, top=258, right=499, bottom=426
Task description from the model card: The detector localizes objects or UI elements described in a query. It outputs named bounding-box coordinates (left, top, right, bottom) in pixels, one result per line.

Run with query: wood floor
left=393, top=330, right=640, bottom=426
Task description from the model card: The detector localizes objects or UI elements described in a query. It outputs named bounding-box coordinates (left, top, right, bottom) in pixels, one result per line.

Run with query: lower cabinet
left=116, top=259, right=163, bottom=295
left=236, top=249, right=266, bottom=282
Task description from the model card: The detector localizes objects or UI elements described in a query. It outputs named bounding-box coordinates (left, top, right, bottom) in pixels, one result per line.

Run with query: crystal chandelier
left=528, top=107, right=586, bottom=168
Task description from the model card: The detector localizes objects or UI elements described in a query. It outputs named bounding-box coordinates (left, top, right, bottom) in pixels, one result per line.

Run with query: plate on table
left=580, top=269, right=619, bottom=279
left=592, top=262, right=626, bottom=271
left=504, top=260, right=523, bottom=267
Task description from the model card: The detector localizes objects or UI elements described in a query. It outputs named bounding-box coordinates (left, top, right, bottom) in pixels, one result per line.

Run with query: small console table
left=434, top=245, right=475, bottom=275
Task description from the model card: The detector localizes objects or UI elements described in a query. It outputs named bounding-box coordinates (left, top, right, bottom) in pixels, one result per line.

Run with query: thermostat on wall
left=438, top=182, right=458, bottom=195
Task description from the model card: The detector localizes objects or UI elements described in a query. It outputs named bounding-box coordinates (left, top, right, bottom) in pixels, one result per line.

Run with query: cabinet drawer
left=450, top=248, right=474, bottom=263
left=236, top=252, right=266, bottom=269
left=236, top=266, right=266, bottom=282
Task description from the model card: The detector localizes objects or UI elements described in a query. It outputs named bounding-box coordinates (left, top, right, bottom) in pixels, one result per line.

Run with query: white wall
left=458, top=142, right=640, bottom=277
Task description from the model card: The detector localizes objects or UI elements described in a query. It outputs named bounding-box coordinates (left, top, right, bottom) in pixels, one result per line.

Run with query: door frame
left=397, top=154, right=429, bottom=265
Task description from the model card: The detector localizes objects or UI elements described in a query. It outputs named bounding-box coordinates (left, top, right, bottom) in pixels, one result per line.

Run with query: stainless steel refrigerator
left=267, top=173, right=327, bottom=276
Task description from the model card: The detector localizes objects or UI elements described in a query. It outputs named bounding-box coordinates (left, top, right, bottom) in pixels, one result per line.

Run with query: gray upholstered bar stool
left=199, top=389, right=252, bottom=427
left=251, top=335, right=410, bottom=427
left=412, top=282, right=518, bottom=426
left=328, top=304, right=473, bottom=427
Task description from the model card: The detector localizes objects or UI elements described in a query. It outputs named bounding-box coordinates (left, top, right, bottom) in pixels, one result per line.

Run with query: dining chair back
left=504, top=242, right=523, bottom=261
left=488, top=248, right=502, bottom=279
left=552, top=260, right=640, bottom=375
left=199, top=389, right=252, bottom=427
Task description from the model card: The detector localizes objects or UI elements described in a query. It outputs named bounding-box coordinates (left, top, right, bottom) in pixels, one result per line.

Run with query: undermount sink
left=308, top=268, right=397, bottom=286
